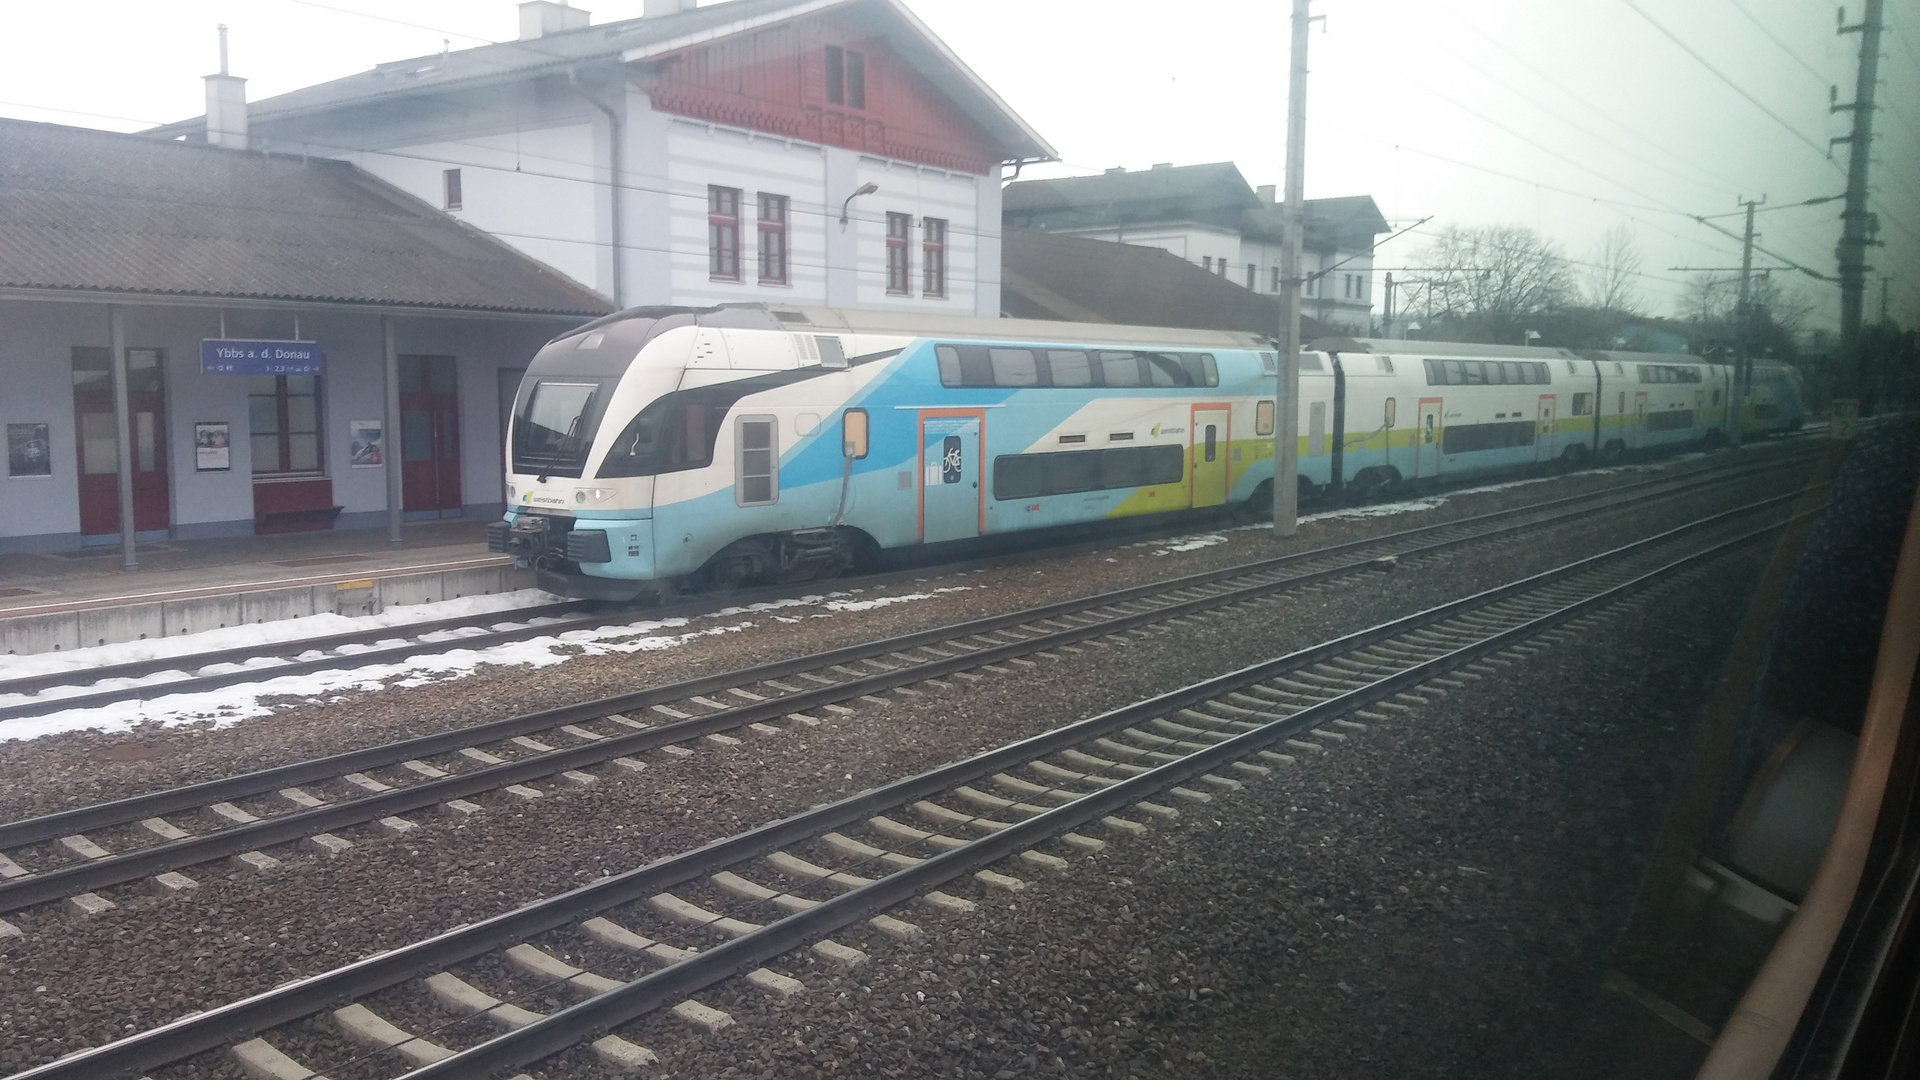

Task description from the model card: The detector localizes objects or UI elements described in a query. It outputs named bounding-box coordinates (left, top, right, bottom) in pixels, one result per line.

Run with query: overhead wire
left=1618, top=0, right=1843, bottom=170
left=1724, top=0, right=1832, bottom=86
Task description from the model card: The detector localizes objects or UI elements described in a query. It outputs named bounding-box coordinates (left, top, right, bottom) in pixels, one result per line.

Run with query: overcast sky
left=2, top=0, right=1914, bottom=329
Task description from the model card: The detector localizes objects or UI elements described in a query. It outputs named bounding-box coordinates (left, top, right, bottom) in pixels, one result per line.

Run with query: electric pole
left=1273, top=0, right=1311, bottom=537
left=1731, top=197, right=1760, bottom=448
left=1833, top=0, right=1884, bottom=422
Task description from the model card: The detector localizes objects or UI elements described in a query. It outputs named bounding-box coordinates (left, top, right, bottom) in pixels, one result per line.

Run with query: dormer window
left=825, top=45, right=865, bottom=108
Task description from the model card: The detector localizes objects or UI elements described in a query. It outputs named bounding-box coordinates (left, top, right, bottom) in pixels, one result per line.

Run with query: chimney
left=1256, top=184, right=1276, bottom=205
left=518, top=1, right=591, bottom=40
left=1150, top=162, right=1172, bottom=171
left=1103, top=166, right=1126, bottom=175
left=644, top=0, right=696, bottom=15
left=205, top=24, right=248, bottom=150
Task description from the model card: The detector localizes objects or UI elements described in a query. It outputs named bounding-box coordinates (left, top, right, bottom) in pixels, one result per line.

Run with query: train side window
left=842, top=408, right=868, bottom=459
left=1536, top=362, right=1552, bottom=384
left=1443, top=359, right=1466, bottom=385
left=1099, top=350, right=1143, bottom=387
left=1462, top=361, right=1486, bottom=385
left=1049, top=450, right=1100, bottom=493
left=1384, top=397, right=1397, bottom=427
left=989, top=348, right=1040, bottom=387
left=675, top=403, right=712, bottom=467
left=1571, top=392, right=1591, bottom=416
left=1180, top=352, right=1219, bottom=386
left=936, top=345, right=963, bottom=387
left=1047, top=349, right=1093, bottom=387
left=1100, top=446, right=1146, bottom=488
left=1375, top=357, right=1394, bottom=375
left=993, top=454, right=1047, bottom=499
left=1508, top=361, right=1530, bottom=384
left=735, top=415, right=778, bottom=506
left=1256, top=399, right=1276, bottom=436
left=1484, top=362, right=1507, bottom=385
left=1424, top=359, right=1444, bottom=385
left=1143, top=352, right=1186, bottom=387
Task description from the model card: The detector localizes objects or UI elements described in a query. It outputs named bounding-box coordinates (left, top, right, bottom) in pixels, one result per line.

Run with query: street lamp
left=839, top=182, right=879, bottom=229
left=1524, top=329, right=1541, bottom=345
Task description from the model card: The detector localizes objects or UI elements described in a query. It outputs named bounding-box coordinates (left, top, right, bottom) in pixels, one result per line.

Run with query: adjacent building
left=150, top=0, right=1056, bottom=318
left=0, top=118, right=609, bottom=553
left=1002, top=162, right=1389, bottom=332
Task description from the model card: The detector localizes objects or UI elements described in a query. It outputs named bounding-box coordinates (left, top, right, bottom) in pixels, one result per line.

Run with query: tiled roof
left=1002, top=230, right=1332, bottom=339
left=146, top=0, right=1053, bottom=162
left=0, top=118, right=613, bottom=316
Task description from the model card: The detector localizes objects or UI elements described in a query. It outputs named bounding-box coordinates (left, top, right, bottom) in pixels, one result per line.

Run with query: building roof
left=1004, top=163, right=1388, bottom=251
left=0, top=118, right=614, bottom=316
left=147, top=0, right=1053, bottom=163
left=1001, top=230, right=1332, bottom=340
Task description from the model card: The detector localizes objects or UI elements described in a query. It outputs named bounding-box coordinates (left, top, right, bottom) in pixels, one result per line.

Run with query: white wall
left=662, top=118, right=831, bottom=308
left=850, top=154, right=981, bottom=313
left=344, top=123, right=603, bottom=297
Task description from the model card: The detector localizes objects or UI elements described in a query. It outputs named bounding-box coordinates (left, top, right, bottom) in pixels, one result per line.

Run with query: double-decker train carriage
left=1296, top=339, right=1807, bottom=495
left=492, top=306, right=1809, bottom=600
left=493, top=305, right=1279, bottom=600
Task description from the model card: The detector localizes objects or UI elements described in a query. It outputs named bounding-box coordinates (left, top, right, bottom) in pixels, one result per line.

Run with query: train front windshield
left=512, top=379, right=606, bottom=478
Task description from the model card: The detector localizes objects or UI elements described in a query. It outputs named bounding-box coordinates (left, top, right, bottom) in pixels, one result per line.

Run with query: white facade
left=300, top=86, right=1002, bottom=320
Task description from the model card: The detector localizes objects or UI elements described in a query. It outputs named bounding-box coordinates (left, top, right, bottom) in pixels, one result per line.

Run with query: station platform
left=0, top=519, right=534, bottom=655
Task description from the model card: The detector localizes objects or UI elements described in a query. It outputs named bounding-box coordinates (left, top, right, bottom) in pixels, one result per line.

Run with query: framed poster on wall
left=194, top=422, right=231, bottom=472
left=349, top=420, right=384, bottom=468
left=6, top=423, right=52, bottom=478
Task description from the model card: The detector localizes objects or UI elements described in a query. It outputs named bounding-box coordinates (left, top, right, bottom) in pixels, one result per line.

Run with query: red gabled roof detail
left=645, top=11, right=1002, bottom=174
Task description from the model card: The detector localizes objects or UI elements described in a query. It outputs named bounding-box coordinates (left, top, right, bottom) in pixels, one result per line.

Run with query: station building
left=0, top=118, right=609, bottom=554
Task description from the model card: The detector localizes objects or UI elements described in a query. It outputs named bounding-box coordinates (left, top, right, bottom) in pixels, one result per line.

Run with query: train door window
left=988, top=348, right=1039, bottom=386
left=735, top=416, right=778, bottom=505
left=1572, top=392, right=1591, bottom=416
left=842, top=408, right=868, bottom=459
left=1204, top=423, right=1219, bottom=462
left=936, top=345, right=962, bottom=387
left=1046, top=350, right=1093, bottom=387
left=1618, top=392, right=1626, bottom=414
left=1256, top=399, right=1276, bottom=436
left=1099, top=350, right=1143, bottom=387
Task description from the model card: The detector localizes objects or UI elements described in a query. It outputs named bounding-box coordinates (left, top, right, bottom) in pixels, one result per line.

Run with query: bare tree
left=1584, top=225, right=1642, bottom=313
left=1415, top=224, right=1574, bottom=339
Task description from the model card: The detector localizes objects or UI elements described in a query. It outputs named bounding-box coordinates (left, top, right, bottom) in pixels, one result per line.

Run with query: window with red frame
left=922, top=217, right=947, bottom=298
left=886, top=212, right=911, bottom=295
left=708, top=186, right=740, bottom=281
left=757, top=193, right=788, bottom=285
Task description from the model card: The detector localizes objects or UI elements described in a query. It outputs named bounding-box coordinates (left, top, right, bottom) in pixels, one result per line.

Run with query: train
left=489, top=304, right=1807, bottom=600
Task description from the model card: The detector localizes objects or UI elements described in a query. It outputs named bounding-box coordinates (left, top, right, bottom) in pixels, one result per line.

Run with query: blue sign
left=200, top=339, right=324, bottom=376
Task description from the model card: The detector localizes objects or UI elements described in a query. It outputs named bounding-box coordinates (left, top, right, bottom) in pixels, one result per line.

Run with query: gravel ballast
left=0, top=452, right=1820, bottom=1075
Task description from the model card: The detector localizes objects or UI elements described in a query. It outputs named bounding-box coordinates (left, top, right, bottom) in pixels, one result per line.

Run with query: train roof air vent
left=815, top=336, right=848, bottom=369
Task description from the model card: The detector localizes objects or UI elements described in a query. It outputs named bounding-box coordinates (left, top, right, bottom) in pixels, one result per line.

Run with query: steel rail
left=403, top=515, right=1806, bottom=1080
left=0, top=472, right=1816, bottom=905
left=0, top=473, right=1817, bottom=907
left=2, top=491, right=1816, bottom=1080
left=0, top=442, right=1812, bottom=717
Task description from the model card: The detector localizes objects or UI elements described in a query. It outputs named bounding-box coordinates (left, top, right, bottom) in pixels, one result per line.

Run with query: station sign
left=200, top=339, right=324, bottom=376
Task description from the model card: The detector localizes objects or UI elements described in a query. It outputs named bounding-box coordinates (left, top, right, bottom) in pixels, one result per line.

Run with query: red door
left=400, top=355, right=462, bottom=513
left=72, top=346, right=170, bottom=535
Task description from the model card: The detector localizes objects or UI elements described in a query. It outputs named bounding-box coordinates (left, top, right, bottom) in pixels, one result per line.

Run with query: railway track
left=0, top=457, right=1820, bottom=921
left=3, top=470, right=1819, bottom=1080
left=0, top=438, right=1817, bottom=719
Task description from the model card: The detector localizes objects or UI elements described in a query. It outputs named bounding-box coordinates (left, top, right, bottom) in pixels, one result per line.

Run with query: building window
left=709, top=185, right=740, bottom=281
left=886, top=211, right=911, bottom=295
left=825, top=46, right=866, bottom=108
left=1271, top=266, right=1282, bottom=291
left=249, top=375, right=322, bottom=475
left=757, top=192, right=788, bottom=285
left=922, top=217, right=947, bottom=298
left=442, top=168, right=462, bottom=211
left=1245, top=263, right=1255, bottom=289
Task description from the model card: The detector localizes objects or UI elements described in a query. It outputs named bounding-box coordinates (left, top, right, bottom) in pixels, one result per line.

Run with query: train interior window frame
left=842, top=408, right=868, bottom=460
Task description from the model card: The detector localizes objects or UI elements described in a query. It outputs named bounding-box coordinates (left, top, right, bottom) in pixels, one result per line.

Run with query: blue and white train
left=490, top=305, right=1806, bottom=599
